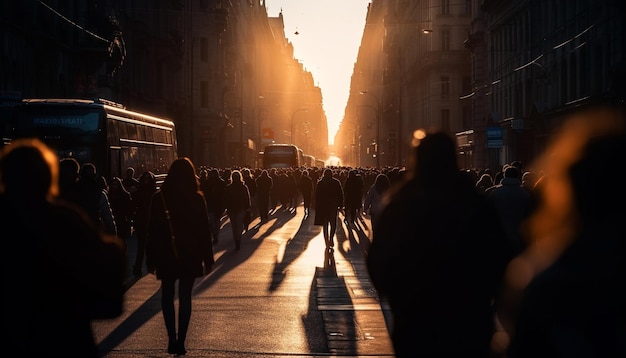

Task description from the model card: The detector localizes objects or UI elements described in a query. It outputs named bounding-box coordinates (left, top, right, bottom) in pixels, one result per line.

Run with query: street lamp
left=360, top=90, right=381, bottom=168
left=290, top=108, right=308, bottom=145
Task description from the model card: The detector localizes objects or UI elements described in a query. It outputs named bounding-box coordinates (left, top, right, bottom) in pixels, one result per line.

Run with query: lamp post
left=360, top=90, right=380, bottom=168
left=290, top=108, right=308, bottom=145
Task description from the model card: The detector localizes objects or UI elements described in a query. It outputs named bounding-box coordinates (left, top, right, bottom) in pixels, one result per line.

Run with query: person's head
left=139, top=170, right=156, bottom=188
left=59, top=157, right=80, bottom=187
left=323, top=168, right=333, bottom=179
left=503, top=165, right=521, bottom=180
left=79, top=163, right=97, bottom=181
left=231, top=170, right=243, bottom=184
left=126, top=166, right=135, bottom=178
left=162, top=157, right=199, bottom=194
left=478, top=173, right=493, bottom=185
left=108, top=177, right=125, bottom=192
left=374, top=173, right=391, bottom=193
left=408, top=130, right=458, bottom=182
left=0, top=138, right=59, bottom=200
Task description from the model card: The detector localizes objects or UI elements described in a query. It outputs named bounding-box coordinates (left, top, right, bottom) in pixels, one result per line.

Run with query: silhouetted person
left=223, top=170, right=251, bottom=251
left=108, top=176, right=134, bottom=244
left=76, top=162, right=117, bottom=236
left=200, top=168, right=226, bottom=245
left=122, top=166, right=140, bottom=194
left=132, top=170, right=157, bottom=277
left=486, top=165, right=533, bottom=256
left=500, top=106, right=626, bottom=358
left=343, top=169, right=364, bottom=225
left=367, top=130, right=513, bottom=357
left=363, top=172, right=391, bottom=231
left=242, top=168, right=257, bottom=231
left=298, top=169, right=314, bottom=218
left=314, top=169, right=344, bottom=251
left=146, top=158, right=214, bottom=355
left=255, top=169, right=273, bottom=223
left=1, top=138, right=125, bottom=357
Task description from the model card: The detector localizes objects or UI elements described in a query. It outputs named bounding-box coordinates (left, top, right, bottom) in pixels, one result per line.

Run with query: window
left=201, top=81, right=209, bottom=108
left=441, top=0, right=450, bottom=15
left=200, top=37, right=208, bottom=62
left=441, top=29, right=450, bottom=51
left=441, top=109, right=450, bottom=132
left=441, top=76, right=450, bottom=98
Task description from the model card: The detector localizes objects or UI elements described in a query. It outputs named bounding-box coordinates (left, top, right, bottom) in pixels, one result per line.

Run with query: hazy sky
left=264, top=0, right=371, bottom=145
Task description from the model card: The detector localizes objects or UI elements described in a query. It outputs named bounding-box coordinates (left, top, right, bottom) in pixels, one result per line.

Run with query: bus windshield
left=263, top=144, right=300, bottom=168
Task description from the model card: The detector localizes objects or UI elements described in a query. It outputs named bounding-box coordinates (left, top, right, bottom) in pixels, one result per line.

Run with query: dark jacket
left=146, top=190, right=214, bottom=280
left=314, top=174, right=344, bottom=225
left=367, top=172, right=513, bottom=356
left=223, top=181, right=251, bottom=216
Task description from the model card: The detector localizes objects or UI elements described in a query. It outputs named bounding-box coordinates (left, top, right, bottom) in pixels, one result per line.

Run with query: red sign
left=261, top=127, right=274, bottom=139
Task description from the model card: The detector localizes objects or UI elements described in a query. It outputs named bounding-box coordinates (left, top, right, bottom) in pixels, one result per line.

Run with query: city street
left=92, top=207, right=394, bottom=357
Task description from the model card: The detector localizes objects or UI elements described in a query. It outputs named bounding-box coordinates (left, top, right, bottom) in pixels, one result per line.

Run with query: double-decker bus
left=263, top=144, right=303, bottom=168
left=8, top=98, right=178, bottom=183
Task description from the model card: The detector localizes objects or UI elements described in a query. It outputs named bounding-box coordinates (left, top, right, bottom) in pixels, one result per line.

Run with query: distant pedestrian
left=122, top=166, right=141, bottom=194
left=131, top=170, right=157, bottom=277
left=223, top=170, right=251, bottom=250
left=298, top=169, right=314, bottom=218
left=76, top=162, right=117, bottom=236
left=242, top=168, right=257, bottom=231
left=475, top=172, right=494, bottom=193
left=367, top=130, right=514, bottom=357
left=343, top=169, right=364, bottom=225
left=363, top=172, right=391, bottom=230
left=200, top=168, right=226, bottom=245
left=146, top=157, right=214, bottom=355
left=314, top=169, right=344, bottom=251
left=1, top=138, right=125, bottom=357
left=255, top=169, right=273, bottom=223
left=486, top=165, right=533, bottom=256
left=108, top=176, right=134, bottom=244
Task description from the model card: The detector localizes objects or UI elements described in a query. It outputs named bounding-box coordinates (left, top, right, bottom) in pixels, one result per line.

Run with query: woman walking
left=146, top=158, right=214, bottom=355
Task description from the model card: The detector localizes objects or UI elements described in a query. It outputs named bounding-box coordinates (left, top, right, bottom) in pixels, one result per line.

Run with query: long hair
left=161, top=157, right=199, bottom=196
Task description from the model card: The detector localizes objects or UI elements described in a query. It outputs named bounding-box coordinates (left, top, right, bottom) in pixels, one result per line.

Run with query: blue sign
left=487, top=126, right=503, bottom=148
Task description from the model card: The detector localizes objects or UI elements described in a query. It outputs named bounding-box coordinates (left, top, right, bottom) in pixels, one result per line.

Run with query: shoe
left=177, top=342, right=187, bottom=355
left=167, top=338, right=178, bottom=354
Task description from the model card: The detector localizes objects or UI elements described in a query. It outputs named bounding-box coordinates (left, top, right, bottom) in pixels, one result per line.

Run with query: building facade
left=1, top=0, right=328, bottom=169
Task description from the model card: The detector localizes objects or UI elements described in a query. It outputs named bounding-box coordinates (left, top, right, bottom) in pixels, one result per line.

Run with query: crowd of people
left=2, top=103, right=623, bottom=356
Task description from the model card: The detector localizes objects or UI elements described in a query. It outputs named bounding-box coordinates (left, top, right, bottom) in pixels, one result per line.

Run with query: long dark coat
left=146, top=190, right=214, bottom=280
left=367, top=173, right=513, bottom=357
left=314, top=175, right=344, bottom=225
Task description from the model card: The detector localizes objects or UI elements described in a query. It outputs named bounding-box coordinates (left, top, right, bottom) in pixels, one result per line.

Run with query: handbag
left=160, top=192, right=179, bottom=260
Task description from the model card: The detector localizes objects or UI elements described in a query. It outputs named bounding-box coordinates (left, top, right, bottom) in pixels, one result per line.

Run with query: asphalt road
left=92, top=206, right=394, bottom=357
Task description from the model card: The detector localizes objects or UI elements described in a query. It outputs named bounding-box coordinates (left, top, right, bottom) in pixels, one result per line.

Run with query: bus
left=9, top=98, right=178, bottom=183
left=303, top=154, right=315, bottom=167
left=263, top=144, right=303, bottom=168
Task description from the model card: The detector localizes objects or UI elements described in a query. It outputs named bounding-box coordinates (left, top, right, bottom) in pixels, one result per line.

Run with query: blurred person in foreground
left=366, top=130, right=514, bottom=357
left=146, top=157, right=214, bottom=355
left=499, top=105, right=626, bottom=358
left=0, top=138, right=125, bottom=357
